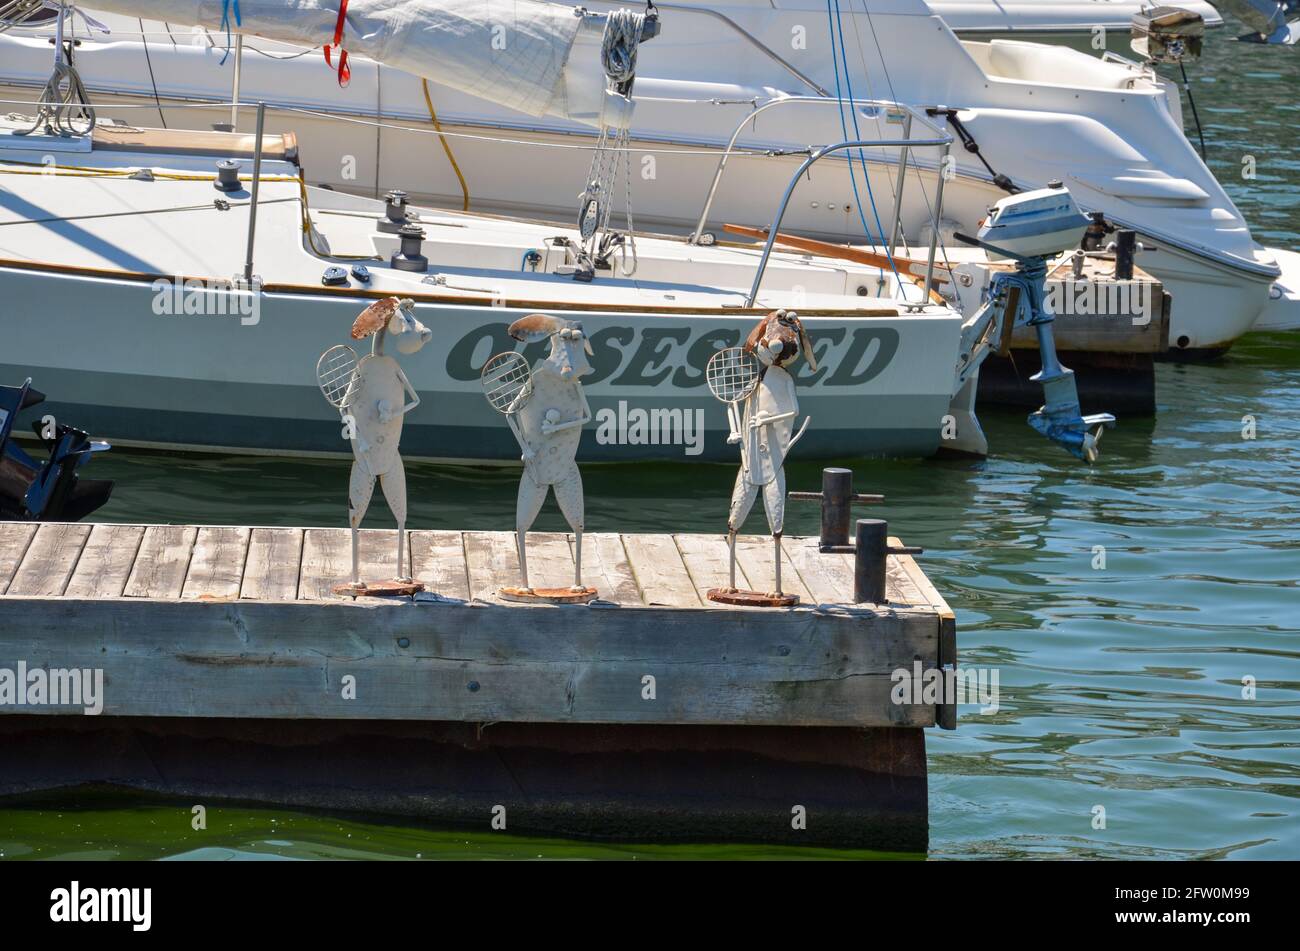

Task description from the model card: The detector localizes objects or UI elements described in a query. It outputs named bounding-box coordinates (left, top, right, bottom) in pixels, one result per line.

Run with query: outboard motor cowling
left=0, top=379, right=113, bottom=521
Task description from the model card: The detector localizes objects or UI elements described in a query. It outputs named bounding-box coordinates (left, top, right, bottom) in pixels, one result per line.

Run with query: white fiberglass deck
left=0, top=122, right=939, bottom=316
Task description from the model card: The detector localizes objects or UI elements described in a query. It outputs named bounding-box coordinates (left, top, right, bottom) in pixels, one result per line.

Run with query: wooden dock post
left=0, top=519, right=957, bottom=851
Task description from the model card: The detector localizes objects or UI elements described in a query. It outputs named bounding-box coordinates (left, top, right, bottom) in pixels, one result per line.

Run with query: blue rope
left=825, top=0, right=908, bottom=297
left=218, top=0, right=242, bottom=66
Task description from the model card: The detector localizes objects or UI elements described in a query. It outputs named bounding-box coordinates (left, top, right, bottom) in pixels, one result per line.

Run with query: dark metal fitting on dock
left=789, top=467, right=884, bottom=551
left=391, top=223, right=429, bottom=272
left=377, top=188, right=411, bottom=234
left=1113, top=229, right=1137, bottom=280
left=213, top=159, right=242, bottom=193
left=845, top=519, right=923, bottom=606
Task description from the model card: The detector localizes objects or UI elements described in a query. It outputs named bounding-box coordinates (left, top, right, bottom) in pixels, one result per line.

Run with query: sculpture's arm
left=506, top=413, right=536, bottom=461
left=542, top=388, right=593, bottom=434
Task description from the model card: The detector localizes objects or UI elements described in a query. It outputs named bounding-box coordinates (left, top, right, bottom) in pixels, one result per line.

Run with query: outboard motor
left=1132, top=6, right=1206, bottom=62
left=0, top=379, right=113, bottom=521
left=957, top=186, right=1117, bottom=463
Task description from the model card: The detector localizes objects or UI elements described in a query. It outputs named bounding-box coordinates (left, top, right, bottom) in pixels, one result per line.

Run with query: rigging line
left=848, top=2, right=957, bottom=296
left=827, top=0, right=906, bottom=297
left=1177, top=60, right=1207, bottom=162
left=0, top=196, right=298, bottom=227
left=138, top=18, right=167, bottom=128
left=421, top=78, right=470, bottom=212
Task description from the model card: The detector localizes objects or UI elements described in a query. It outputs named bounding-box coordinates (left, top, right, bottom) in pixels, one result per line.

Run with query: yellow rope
left=421, top=78, right=470, bottom=212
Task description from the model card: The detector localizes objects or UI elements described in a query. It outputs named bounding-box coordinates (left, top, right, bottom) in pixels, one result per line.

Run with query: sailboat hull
left=0, top=267, right=961, bottom=462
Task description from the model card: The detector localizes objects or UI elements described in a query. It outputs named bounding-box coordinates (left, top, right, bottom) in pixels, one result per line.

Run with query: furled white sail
left=84, top=0, right=631, bottom=122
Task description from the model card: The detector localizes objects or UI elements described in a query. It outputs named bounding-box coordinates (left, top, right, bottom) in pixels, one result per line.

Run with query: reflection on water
left=1, top=33, right=1298, bottom=860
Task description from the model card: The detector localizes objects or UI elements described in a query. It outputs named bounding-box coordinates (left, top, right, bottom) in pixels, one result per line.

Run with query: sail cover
left=86, top=0, right=618, bottom=122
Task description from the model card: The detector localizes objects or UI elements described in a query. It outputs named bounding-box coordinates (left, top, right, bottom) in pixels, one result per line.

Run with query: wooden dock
left=0, top=520, right=956, bottom=850
left=974, top=257, right=1170, bottom=415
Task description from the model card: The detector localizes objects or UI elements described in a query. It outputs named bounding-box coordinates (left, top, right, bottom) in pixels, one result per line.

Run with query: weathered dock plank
left=622, top=533, right=700, bottom=607
left=735, top=534, right=814, bottom=603
left=65, top=523, right=146, bottom=599
left=7, top=522, right=92, bottom=597
left=124, top=524, right=197, bottom=599
left=240, top=527, right=303, bottom=601
left=182, top=526, right=251, bottom=600
left=463, top=530, right=520, bottom=601
left=528, top=532, right=580, bottom=591
left=409, top=530, right=469, bottom=601
left=674, top=532, right=748, bottom=604
left=571, top=533, right=641, bottom=604
left=785, top=537, right=856, bottom=604
left=0, top=522, right=40, bottom=595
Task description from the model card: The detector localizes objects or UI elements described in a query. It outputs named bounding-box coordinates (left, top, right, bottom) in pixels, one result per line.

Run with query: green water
left=2, top=34, right=1299, bottom=860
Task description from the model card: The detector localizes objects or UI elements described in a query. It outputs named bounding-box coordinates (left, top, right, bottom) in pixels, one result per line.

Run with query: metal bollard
left=788, top=467, right=884, bottom=551
left=851, top=518, right=923, bottom=605
left=1114, top=229, right=1136, bottom=281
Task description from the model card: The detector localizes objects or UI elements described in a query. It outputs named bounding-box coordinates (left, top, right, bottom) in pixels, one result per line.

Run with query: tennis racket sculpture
left=316, top=296, right=431, bottom=597
left=707, top=310, right=816, bottom=607
left=481, top=314, right=597, bottom=603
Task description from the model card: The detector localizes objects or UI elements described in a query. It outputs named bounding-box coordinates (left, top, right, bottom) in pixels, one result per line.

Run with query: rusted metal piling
left=0, top=476, right=956, bottom=850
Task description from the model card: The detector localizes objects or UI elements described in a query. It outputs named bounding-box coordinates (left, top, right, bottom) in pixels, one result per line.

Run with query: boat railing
left=649, top=3, right=829, bottom=97
left=690, top=96, right=951, bottom=254
left=698, top=99, right=953, bottom=310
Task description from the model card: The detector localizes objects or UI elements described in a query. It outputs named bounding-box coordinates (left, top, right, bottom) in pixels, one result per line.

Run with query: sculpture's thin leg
left=727, top=529, right=738, bottom=590
left=347, top=461, right=376, bottom=586
left=553, top=469, right=587, bottom=592
left=380, top=464, right=410, bottom=582
left=773, top=532, right=783, bottom=596
left=515, top=475, right=548, bottom=592
left=573, top=531, right=583, bottom=588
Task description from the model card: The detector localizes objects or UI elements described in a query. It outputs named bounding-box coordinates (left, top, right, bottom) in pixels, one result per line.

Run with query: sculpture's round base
left=333, top=580, right=426, bottom=598
left=707, top=587, right=799, bottom=608
left=500, top=586, right=599, bottom=604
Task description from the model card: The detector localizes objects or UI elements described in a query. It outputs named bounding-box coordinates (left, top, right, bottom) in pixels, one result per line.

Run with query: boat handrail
left=745, top=134, right=953, bottom=310
left=690, top=97, right=951, bottom=246
left=649, top=3, right=829, bottom=98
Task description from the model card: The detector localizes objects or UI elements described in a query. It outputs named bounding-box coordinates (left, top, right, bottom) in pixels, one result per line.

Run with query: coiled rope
left=578, top=8, right=650, bottom=277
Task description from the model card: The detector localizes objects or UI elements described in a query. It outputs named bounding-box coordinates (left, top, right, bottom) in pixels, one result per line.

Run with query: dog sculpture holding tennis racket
left=316, top=297, right=430, bottom=596
left=480, top=314, right=597, bottom=603
left=706, top=309, right=816, bottom=606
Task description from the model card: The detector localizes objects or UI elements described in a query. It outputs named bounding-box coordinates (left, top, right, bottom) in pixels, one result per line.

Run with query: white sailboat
left=3, top=0, right=1105, bottom=463
left=1, top=0, right=1293, bottom=347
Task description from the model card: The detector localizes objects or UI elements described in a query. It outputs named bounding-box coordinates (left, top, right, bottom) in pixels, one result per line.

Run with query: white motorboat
left=931, top=0, right=1224, bottom=51
left=1, top=0, right=1294, bottom=353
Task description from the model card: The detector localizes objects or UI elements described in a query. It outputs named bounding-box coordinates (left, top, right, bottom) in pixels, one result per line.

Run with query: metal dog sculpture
left=711, top=309, right=816, bottom=607
left=317, top=297, right=430, bottom=596
left=482, top=314, right=597, bottom=603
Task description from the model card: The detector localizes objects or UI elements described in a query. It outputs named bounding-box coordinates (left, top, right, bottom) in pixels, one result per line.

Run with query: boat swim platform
left=0, top=521, right=957, bottom=851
